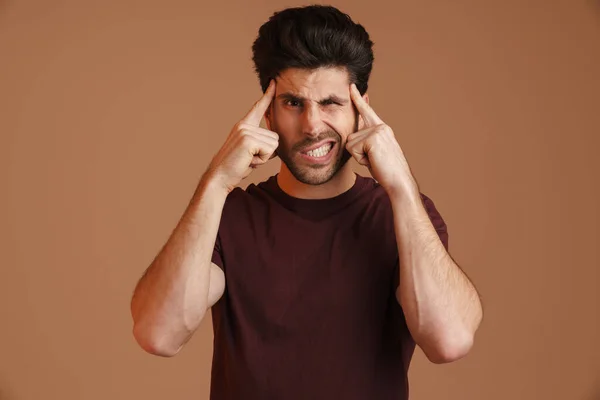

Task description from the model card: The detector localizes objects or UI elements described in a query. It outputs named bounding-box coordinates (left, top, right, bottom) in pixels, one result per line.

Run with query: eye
left=284, top=99, right=301, bottom=107
left=322, top=99, right=341, bottom=106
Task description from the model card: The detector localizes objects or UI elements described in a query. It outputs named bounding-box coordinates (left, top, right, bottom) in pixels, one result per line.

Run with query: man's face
left=266, top=67, right=360, bottom=185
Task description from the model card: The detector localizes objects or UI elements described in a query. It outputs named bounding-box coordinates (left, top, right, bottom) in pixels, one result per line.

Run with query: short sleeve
left=211, top=187, right=239, bottom=272
left=212, top=232, right=225, bottom=271
left=420, top=193, right=449, bottom=251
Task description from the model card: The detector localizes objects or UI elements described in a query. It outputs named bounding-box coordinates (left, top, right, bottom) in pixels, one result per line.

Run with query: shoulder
left=356, top=175, right=390, bottom=205
left=220, top=179, right=273, bottom=215
left=354, top=176, right=446, bottom=218
left=362, top=178, right=449, bottom=248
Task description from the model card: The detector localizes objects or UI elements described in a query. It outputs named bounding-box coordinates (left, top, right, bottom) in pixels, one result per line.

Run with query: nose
left=301, top=103, right=324, bottom=138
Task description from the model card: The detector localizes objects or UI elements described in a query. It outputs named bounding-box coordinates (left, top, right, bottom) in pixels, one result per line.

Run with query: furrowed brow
left=319, top=95, right=348, bottom=105
left=276, top=92, right=348, bottom=105
left=277, top=93, right=305, bottom=102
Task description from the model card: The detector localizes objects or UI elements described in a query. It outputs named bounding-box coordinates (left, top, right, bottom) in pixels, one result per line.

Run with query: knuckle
left=240, top=134, right=253, bottom=146
left=375, top=124, right=388, bottom=134
left=239, top=128, right=252, bottom=137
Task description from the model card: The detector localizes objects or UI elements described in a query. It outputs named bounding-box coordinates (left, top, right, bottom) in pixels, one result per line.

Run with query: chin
left=292, top=168, right=338, bottom=186
left=283, top=151, right=352, bottom=186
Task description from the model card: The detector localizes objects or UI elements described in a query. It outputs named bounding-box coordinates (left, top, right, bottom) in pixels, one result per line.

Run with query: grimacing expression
left=266, top=67, right=360, bottom=186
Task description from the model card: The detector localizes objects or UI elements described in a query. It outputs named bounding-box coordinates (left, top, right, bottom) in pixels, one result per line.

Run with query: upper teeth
left=306, top=143, right=333, bottom=157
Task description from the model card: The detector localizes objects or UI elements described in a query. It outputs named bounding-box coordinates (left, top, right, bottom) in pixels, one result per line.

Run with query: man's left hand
left=346, top=83, right=419, bottom=198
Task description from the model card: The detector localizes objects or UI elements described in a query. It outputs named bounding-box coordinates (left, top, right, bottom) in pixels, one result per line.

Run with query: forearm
left=390, top=191, right=482, bottom=363
left=131, top=173, right=228, bottom=356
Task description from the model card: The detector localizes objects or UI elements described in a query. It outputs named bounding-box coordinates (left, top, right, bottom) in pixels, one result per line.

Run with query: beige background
left=1, top=0, right=599, bottom=399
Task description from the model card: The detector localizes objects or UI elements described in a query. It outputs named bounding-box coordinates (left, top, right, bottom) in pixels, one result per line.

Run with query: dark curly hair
left=251, top=5, right=374, bottom=96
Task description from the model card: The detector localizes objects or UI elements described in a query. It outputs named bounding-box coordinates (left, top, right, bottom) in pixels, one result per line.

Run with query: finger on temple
left=350, top=83, right=382, bottom=126
left=243, top=80, right=276, bottom=126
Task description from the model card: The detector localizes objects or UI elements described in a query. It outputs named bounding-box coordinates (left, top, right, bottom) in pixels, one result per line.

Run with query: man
left=130, top=5, right=483, bottom=399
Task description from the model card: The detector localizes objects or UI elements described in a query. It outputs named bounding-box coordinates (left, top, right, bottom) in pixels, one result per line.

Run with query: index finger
left=242, top=80, right=276, bottom=126
left=350, top=83, right=383, bottom=127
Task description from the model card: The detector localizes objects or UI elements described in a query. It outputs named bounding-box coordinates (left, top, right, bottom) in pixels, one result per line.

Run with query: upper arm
left=207, top=262, right=225, bottom=308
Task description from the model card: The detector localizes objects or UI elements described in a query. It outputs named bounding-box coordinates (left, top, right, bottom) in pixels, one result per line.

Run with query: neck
left=277, top=163, right=357, bottom=199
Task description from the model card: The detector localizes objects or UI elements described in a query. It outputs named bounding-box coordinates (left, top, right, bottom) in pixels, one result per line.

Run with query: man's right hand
left=207, top=80, right=279, bottom=193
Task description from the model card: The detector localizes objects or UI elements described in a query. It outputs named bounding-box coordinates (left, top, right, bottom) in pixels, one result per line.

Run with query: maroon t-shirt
left=210, top=173, right=448, bottom=400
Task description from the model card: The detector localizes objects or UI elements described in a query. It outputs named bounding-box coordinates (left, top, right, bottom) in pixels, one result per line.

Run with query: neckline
left=258, top=173, right=370, bottom=220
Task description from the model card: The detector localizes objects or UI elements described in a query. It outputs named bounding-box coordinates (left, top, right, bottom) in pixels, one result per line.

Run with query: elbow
left=422, top=331, right=475, bottom=364
left=129, top=293, right=210, bottom=358
left=132, top=322, right=183, bottom=358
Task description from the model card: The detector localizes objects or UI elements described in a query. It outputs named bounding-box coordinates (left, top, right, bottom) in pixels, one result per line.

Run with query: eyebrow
left=276, top=92, right=349, bottom=105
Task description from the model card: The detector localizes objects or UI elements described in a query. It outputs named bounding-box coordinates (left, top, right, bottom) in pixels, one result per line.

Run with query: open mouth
left=299, top=141, right=337, bottom=163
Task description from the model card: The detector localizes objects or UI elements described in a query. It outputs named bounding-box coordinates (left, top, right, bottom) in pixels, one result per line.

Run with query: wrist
left=197, top=170, right=231, bottom=199
left=386, top=178, right=420, bottom=204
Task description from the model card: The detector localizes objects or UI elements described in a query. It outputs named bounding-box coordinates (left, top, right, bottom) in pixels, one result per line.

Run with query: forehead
left=275, top=67, right=350, bottom=99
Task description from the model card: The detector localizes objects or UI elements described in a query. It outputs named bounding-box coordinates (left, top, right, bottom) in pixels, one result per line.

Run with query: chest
left=219, top=210, right=398, bottom=333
